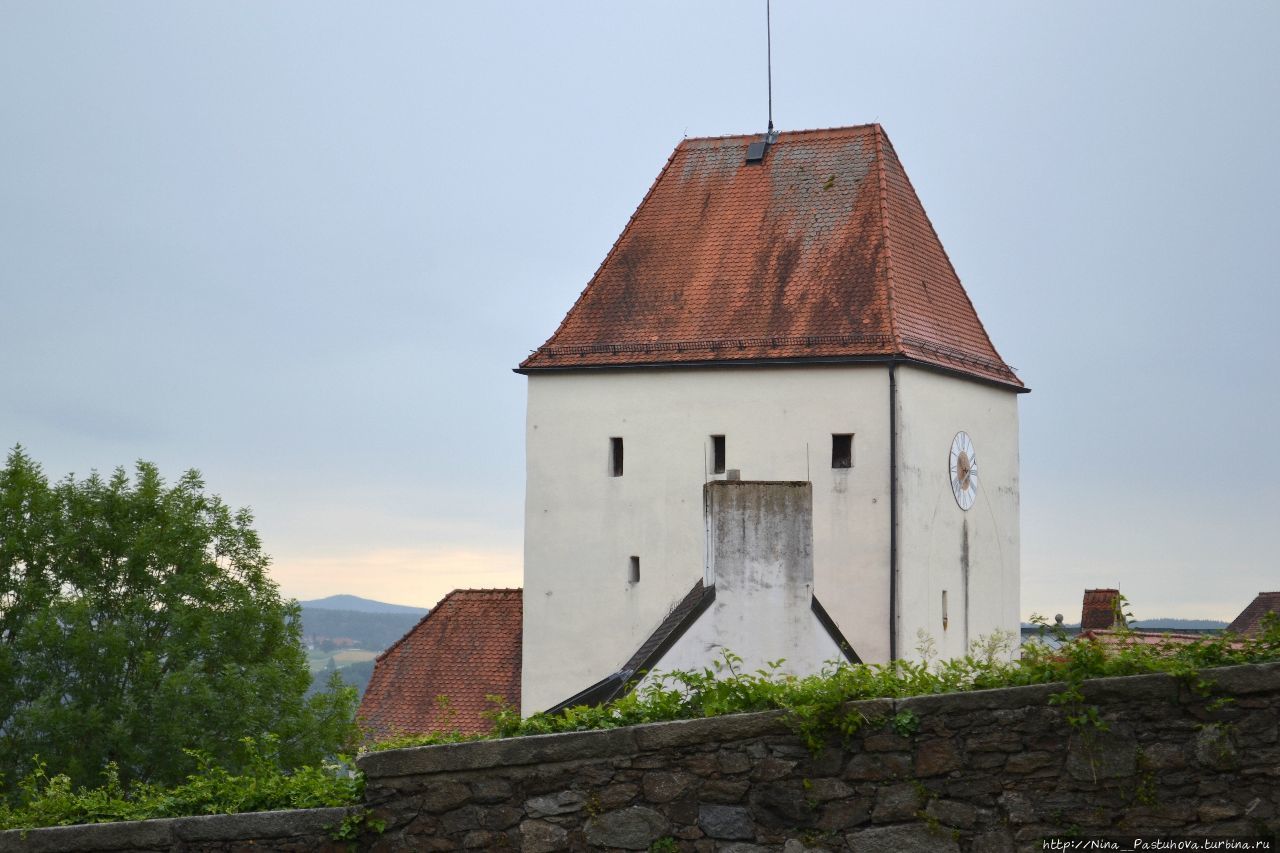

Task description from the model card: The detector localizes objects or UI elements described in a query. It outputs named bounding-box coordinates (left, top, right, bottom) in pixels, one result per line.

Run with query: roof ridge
left=679, top=123, right=879, bottom=144
left=371, top=587, right=522, bottom=662
left=872, top=124, right=904, bottom=353
left=520, top=139, right=684, bottom=368
left=876, top=128, right=1016, bottom=376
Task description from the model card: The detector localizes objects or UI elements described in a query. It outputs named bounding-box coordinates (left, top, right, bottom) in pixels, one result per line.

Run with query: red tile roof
left=520, top=124, right=1023, bottom=389
left=1226, top=592, right=1280, bottom=638
left=357, top=588, right=522, bottom=738
left=1081, top=588, right=1123, bottom=631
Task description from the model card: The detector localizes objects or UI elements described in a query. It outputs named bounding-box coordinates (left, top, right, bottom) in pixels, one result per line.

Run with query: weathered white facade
left=639, top=480, right=847, bottom=687
left=520, top=364, right=1019, bottom=714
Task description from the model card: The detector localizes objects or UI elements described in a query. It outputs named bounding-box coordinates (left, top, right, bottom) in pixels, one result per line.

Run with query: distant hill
left=1022, top=619, right=1228, bottom=631
left=298, top=594, right=428, bottom=615
left=299, top=607, right=424, bottom=653
left=296, top=597, right=430, bottom=701
left=1130, top=619, right=1227, bottom=630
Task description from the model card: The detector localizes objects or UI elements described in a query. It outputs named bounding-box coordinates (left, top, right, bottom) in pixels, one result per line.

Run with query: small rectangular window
left=711, top=435, right=726, bottom=475
left=832, top=434, right=853, bottom=469
left=942, top=590, right=949, bottom=630
left=629, top=556, right=640, bottom=583
left=610, top=437, right=624, bottom=477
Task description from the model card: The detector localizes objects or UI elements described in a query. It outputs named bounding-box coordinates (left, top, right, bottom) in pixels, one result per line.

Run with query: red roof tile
left=1226, top=592, right=1280, bottom=638
left=357, top=588, right=522, bottom=738
left=520, top=125, right=1023, bottom=389
left=1081, top=588, right=1123, bottom=631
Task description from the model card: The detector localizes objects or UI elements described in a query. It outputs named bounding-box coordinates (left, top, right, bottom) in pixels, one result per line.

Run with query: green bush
left=0, top=735, right=360, bottom=832
left=373, top=612, right=1280, bottom=753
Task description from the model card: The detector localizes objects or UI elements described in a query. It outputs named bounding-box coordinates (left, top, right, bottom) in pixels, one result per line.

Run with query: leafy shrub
left=0, top=735, right=360, bottom=831
left=373, top=612, right=1280, bottom=753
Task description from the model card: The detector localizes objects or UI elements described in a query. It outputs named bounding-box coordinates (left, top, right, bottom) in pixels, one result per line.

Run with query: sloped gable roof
left=358, top=588, right=522, bottom=738
left=1226, top=592, right=1280, bottom=638
left=520, top=124, right=1023, bottom=389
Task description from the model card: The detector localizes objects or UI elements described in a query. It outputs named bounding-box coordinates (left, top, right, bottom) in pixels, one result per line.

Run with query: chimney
left=1081, top=588, right=1123, bottom=631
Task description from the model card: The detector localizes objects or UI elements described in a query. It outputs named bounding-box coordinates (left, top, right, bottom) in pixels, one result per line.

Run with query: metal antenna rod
left=766, top=0, right=774, bottom=133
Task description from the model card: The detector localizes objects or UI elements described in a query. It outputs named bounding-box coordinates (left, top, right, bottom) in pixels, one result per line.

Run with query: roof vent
left=745, top=139, right=769, bottom=164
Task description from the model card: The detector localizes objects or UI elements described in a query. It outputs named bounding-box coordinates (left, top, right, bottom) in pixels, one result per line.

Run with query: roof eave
left=515, top=354, right=1029, bottom=393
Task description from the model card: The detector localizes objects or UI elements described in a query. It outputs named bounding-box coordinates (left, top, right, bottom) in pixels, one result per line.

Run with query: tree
left=0, top=446, right=356, bottom=790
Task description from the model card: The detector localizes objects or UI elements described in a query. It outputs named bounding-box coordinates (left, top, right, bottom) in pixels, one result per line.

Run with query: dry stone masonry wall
left=5, top=661, right=1279, bottom=852
left=357, top=661, right=1280, bottom=851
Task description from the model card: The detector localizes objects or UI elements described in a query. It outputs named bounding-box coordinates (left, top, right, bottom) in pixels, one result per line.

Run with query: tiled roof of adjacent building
left=519, top=124, right=1023, bottom=389
left=1226, top=592, right=1280, bottom=638
left=1081, top=588, right=1123, bottom=631
left=358, top=588, right=522, bottom=738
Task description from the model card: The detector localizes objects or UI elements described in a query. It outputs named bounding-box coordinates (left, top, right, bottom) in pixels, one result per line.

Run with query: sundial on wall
left=949, top=431, right=978, bottom=511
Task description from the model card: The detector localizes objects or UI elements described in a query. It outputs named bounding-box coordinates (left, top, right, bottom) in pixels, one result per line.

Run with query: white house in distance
left=516, top=124, right=1027, bottom=716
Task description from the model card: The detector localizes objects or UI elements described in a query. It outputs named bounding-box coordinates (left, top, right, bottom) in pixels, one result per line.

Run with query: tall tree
left=0, top=447, right=356, bottom=789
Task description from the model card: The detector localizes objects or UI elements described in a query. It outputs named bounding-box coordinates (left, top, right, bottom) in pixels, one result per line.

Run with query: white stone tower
left=516, top=125, right=1026, bottom=715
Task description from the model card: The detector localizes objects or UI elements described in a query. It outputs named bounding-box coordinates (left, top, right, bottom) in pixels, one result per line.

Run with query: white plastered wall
left=893, top=365, right=1021, bottom=663
left=641, top=481, right=846, bottom=685
left=521, top=365, right=892, bottom=715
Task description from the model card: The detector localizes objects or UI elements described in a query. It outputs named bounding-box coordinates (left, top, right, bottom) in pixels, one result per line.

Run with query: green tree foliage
left=0, top=447, right=357, bottom=791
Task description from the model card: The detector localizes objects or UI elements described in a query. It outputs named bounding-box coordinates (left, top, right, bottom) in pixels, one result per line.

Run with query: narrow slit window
left=711, top=435, right=726, bottom=475
left=610, top=437, right=624, bottom=477
left=629, top=556, right=640, bottom=583
left=942, top=590, right=949, bottom=630
left=832, top=434, right=853, bottom=469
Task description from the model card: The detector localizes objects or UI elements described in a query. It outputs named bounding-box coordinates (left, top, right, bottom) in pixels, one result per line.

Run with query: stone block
left=749, top=756, right=796, bottom=781
left=805, top=777, right=853, bottom=802
left=847, top=823, right=960, bottom=853
left=1197, top=662, right=1280, bottom=696
left=998, top=790, right=1036, bottom=824
left=861, top=730, right=911, bottom=752
left=698, top=804, right=755, bottom=840
left=468, top=777, right=513, bottom=803
left=482, top=804, right=523, bottom=831
left=525, top=790, right=586, bottom=817
left=817, top=797, right=871, bottom=830
left=631, top=711, right=786, bottom=751
left=520, top=819, right=568, bottom=853
left=749, top=781, right=816, bottom=827
left=419, top=781, right=472, bottom=813
left=870, top=782, right=923, bottom=823
left=717, top=749, right=752, bottom=774
left=926, top=798, right=978, bottom=828
left=359, top=726, right=639, bottom=778
left=600, top=782, right=640, bottom=809
left=1194, top=724, right=1239, bottom=770
left=1066, top=729, right=1137, bottom=781
left=914, top=738, right=962, bottom=776
left=1004, top=750, right=1056, bottom=774
left=843, top=751, right=909, bottom=781
left=583, top=805, right=669, bottom=850
left=642, top=771, right=693, bottom=802
left=700, top=777, right=751, bottom=803
left=1142, top=742, right=1186, bottom=770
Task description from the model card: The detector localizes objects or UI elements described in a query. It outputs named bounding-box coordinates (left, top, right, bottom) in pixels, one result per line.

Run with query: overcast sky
left=2, top=2, right=1277, bottom=622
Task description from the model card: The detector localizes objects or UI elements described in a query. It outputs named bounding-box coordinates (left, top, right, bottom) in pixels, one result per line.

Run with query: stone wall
left=358, top=662, right=1280, bottom=851
left=5, top=662, right=1279, bottom=852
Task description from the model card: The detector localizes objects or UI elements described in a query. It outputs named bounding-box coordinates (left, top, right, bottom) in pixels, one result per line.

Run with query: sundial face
left=949, top=431, right=978, bottom=511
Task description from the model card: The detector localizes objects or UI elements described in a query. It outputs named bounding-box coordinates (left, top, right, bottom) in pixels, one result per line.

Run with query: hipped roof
left=520, top=124, right=1023, bottom=390
left=357, top=588, right=522, bottom=738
